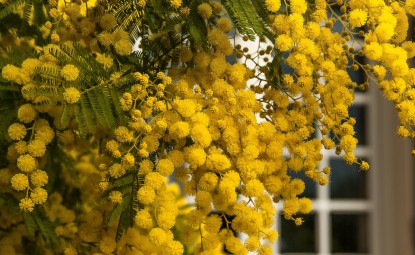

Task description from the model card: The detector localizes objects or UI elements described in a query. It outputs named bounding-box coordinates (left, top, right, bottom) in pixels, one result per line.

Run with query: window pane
left=280, top=214, right=317, bottom=253
left=349, top=106, right=367, bottom=145
left=329, top=158, right=368, bottom=199
left=331, top=213, right=369, bottom=253
left=349, top=55, right=368, bottom=93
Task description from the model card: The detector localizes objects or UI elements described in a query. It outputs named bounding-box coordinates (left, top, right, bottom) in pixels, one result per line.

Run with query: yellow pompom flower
left=243, top=179, right=264, bottom=197
left=174, top=99, right=196, bottom=118
left=217, top=17, right=232, bottom=32
left=245, top=236, right=261, bottom=251
left=63, top=87, right=81, bottom=104
left=63, top=247, right=77, bottom=255
left=265, top=0, right=281, bottom=12
left=108, top=191, right=123, bottom=203
left=98, top=32, right=115, bottom=47
left=27, top=139, right=46, bottom=157
left=51, top=33, right=60, bottom=43
left=144, top=172, right=165, bottom=190
left=169, top=121, right=190, bottom=139
left=156, top=158, right=175, bottom=176
left=17, top=154, right=37, bottom=172
left=11, top=173, right=29, bottom=191
left=298, top=198, right=313, bottom=213
left=1, top=64, right=20, bottom=82
left=243, top=144, right=260, bottom=159
left=106, top=140, right=119, bottom=152
left=283, top=198, right=299, bottom=217
left=114, top=126, right=134, bottom=143
left=134, top=209, right=153, bottom=229
left=98, top=237, right=117, bottom=254
left=349, top=9, right=368, bottom=28
left=30, top=187, right=48, bottom=204
left=363, top=42, right=383, bottom=60
left=339, top=135, right=358, bottom=152
left=264, top=176, right=283, bottom=194
left=360, top=160, right=370, bottom=171
left=372, top=65, right=386, bottom=80
left=186, top=146, right=207, bottom=167
left=30, top=170, right=48, bottom=187
left=61, top=64, right=79, bottom=81
left=138, top=159, right=154, bottom=174
left=198, top=3, right=212, bottom=19
left=406, top=0, right=415, bottom=16
left=95, top=53, right=113, bottom=69
left=15, top=140, right=28, bottom=155
left=290, top=0, right=307, bottom=14
left=191, top=124, right=212, bottom=148
left=122, top=153, right=135, bottom=169
left=8, top=123, right=27, bottom=140
left=149, top=228, right=167, bottom=246
left=35, top=125, right=55, bottom=145
left=19, top=198, right=35, bottom=212
left=275, top=34, right=293, bottom=52
left=99, top=181, right=109, bottom=191
left=170, top=0, right=182, bottom=8
left=164, top=240, right=184, bottom=255
left=108, top=163, right=126, bottom=178
left=195, top=191, right=212, bottom=209
left=17, top=104, right=37, bottom=123
left=114, top=39, right=132, bottom=56
left=198, top=172, right=218, bottom=191
left=137, top=185, right=155, bottom=204
left=205, top=153, right=231, bottom=172
left=166, top=150, right=185, bottom=167
left=375, top=23, right=395, bottom=43
left=99, top=13, right=117, bottom=30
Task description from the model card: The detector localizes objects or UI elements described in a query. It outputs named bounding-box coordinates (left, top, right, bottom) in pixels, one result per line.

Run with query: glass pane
left=329, top=158, right=368, bottom=199
left=349, top=55, right=368, bottom=93
left=331, top=213, right=369, bottom=253
left=280, top=214, right=317, bottom=253
left=349, top=106, right=367, bottom=145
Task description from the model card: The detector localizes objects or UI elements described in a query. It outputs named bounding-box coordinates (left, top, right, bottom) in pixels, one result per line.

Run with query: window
left=274, top=88, right=374, bottom=255
left=233, top=4, right=414, bottom=254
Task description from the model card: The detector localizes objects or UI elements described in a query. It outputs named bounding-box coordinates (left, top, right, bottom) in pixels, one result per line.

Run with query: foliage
left=0, top=0, right=415, bottom=254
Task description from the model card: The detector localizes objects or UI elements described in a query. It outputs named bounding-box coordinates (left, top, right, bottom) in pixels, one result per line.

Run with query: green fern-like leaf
left=113, top=173, right=135, bottom=188
left=33, top=208, right=59, bottom=245
left=43, top=44, right=127, bottom=134
left=100, top=0, right=144, bottom=31
left=116, top=205, right=134, bottom=241
left=105, top=173, right=141, bottom=240
left=222, top=0, right=272, bottom=40
left=23, top=212, right=37, bottom=236
left=108, top=193, right=132, bottom=226
left=186, top=1, right=208, bottom=49
left=60, top=104, right=71, bottom=129
left=78, top=94, right=97, bottom=135
left=22, top=208, right=59, bottom=246
left=0, top=0, right=26, bottom=20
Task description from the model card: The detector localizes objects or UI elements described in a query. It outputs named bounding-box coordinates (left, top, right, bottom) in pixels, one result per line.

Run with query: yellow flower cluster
left=98, top=29, right=132, bottom=56
left=2, top=0, right=415, bottom=254
left=63, top=87, right=81, bottom=104
left=6, top=110, right=54, bottom=212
